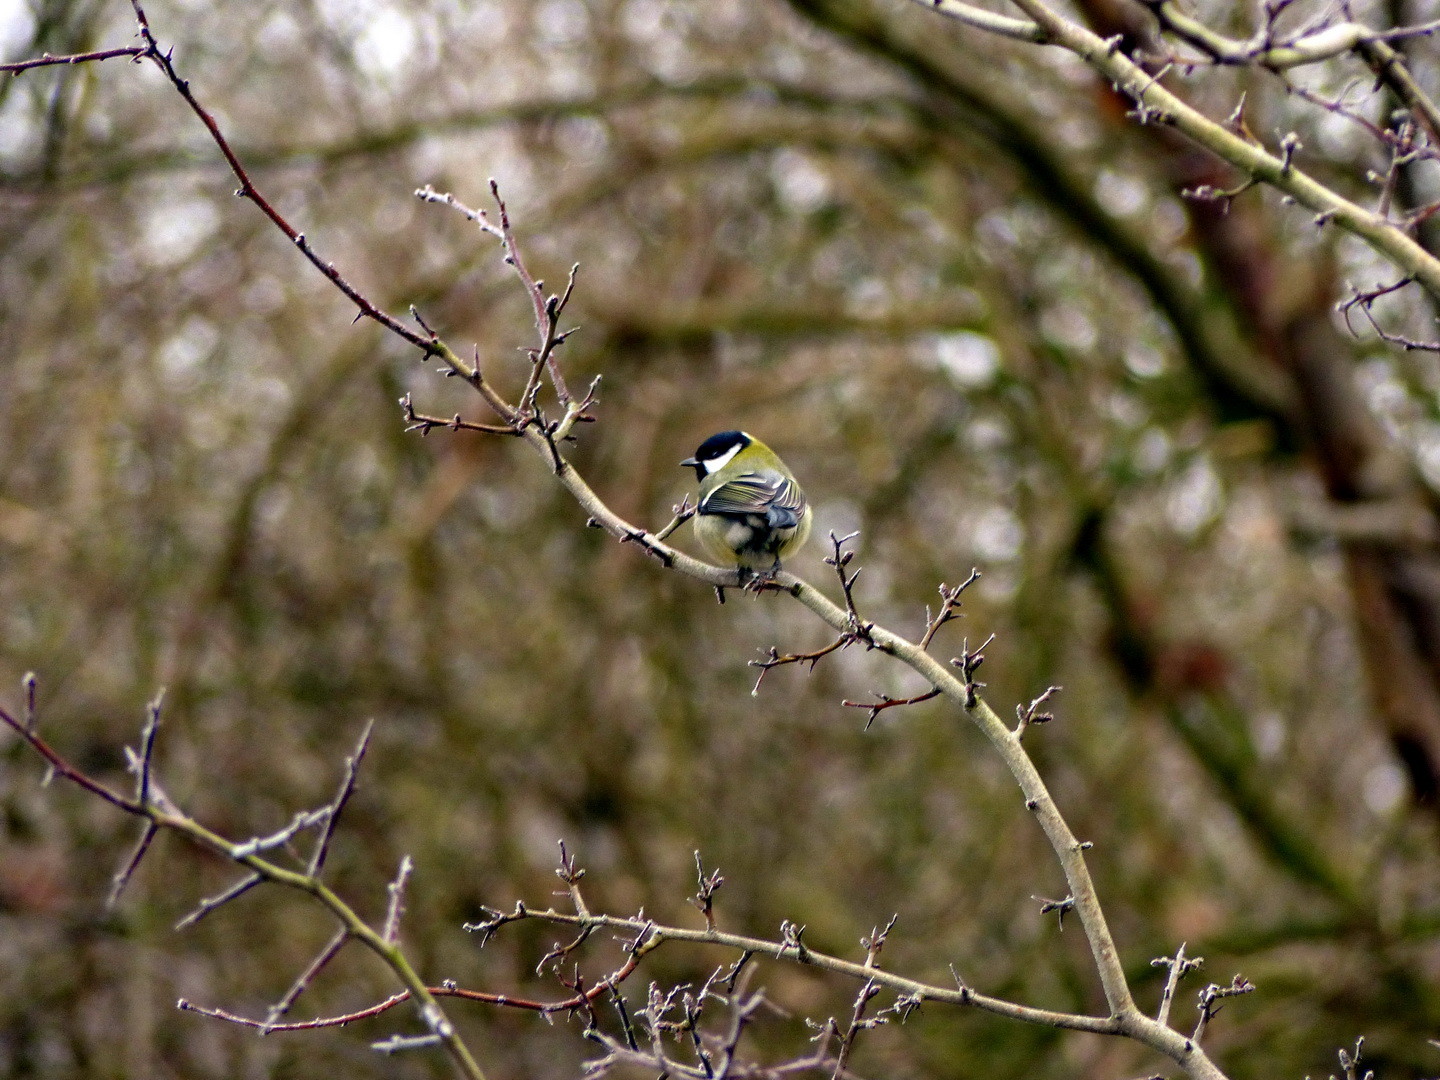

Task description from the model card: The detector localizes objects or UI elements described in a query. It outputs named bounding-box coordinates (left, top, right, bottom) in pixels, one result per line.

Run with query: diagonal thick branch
left=917, top=0, right=1440, bottom=302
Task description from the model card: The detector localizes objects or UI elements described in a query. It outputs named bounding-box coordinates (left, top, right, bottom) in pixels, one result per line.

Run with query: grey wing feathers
left=701, top=472, right=806, bottom=527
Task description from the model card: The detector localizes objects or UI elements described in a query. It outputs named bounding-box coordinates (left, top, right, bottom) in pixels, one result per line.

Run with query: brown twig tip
left=1033, top=894, right=1076, bottom=929
left=1152, top=942, right=1204, bottom=1027
left=554, top=839, right=591, bottom=918
left=1338, top=276, right=1440, bottom=350
left=950, top=632, right=996, bottom=708
left=0, top=45, right=148, bottom=73
left=409, top=305, right=440, bottom=342
left=823, top=531, right=871, bottom=631
left=263, top=926, right=351, bottom=1033
left=462, top=902, right=527, bottom=946
left=1191, top=974, right=1255, bottom=1043
left=749, top=634, right=851, bottom=696
left=860, top=914, right=899, bottom=968
left=107, top=821, right=159, bottom=909
left=919, top=570, right=979, bottom=650
left=1014, top=685, right=1061, bottom=739
left=307, top=718, right=374, bottom=876
left=174, top=871, right=263, bottom=930
left=843, top=687, right=941, bottom=730
left=1180, top=175, right=1258, bottom=208
left=653, top=496, right=696, bottom=543
left=399, top=393, right=522, bottom=438
left=689, top=851, right=724, bottom=931
left=136, top=688, right=164, bottom=808
left=778, top=919, right=809, bottom=961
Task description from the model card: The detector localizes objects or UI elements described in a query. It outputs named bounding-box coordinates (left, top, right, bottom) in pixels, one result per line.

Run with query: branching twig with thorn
left=1033, top=894, right=1076, bottom=929
left=1014, top=686, right=1060, bottom=740
left=690, top=851, right=724, bottom=932
left=1192, top=975, right=1255, bottom=1044
left=952, top=633, right=996, bottom=709
left=843, top=687, right=942, bottom=730
left=919, top=571, right=980, bottom=650
left=750, top=636, right=851, bottom=695
left=1338, top=277, right=1440, bottom=351
left=0, top=688, right=488, bottom=1080
left=1151, top=943, right=1204, bottom=1028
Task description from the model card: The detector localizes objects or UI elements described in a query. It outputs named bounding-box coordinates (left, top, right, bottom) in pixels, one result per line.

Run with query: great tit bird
left=681, top=430, right=812, bottom=577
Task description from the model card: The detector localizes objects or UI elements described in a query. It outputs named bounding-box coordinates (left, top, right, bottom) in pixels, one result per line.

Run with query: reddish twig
left=125, top=1, right=435, bottom=354
left=264, top=927, right=351, bottom=1033
left=1338, top=276, right=1440, bottom=350
left=1014, top=685, right=1060, bottom=740
left=842, top=687, right=941, bottom=730
left=919, top=571, right=979, bottom=650
left=0, top=704, right=140, bottom=813
left=749, top=635, right=850, bottom=695
left=399, top=393, right=524, bottom=437
left=415, top=183, right=582, bottom=419
left=0, top=46, right=146, bottom=73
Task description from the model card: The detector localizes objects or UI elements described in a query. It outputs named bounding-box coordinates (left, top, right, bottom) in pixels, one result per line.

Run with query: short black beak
left=679, top=456, right=699, bottom=468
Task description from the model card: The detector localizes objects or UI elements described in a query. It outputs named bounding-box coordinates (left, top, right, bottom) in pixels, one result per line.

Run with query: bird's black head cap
left=680, top=430, right=751, bottom=480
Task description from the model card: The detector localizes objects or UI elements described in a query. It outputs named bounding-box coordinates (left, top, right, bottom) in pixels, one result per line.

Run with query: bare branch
left=0, top=46, right=146, bottom=73
left=174, top=872, right=263, bottom=931
left=308, top=718, right=374, bottom=876
left=1192, top=975, right=1256, bottom=1043
left=384, top=856, right=415, bottom=944
left=263, top=927, right=351, bottom=1033
left=1151, top=943, right=1203, bottom=1028
left=1014, top=686, right=1060, bottom=740
left=842, top=687, right=941, bottom=730
left=690, top=851, right=724, bottom=932
left=107, top=822, right=159, bottom=909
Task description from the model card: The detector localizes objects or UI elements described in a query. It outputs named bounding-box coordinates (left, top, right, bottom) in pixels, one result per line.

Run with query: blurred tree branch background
left=4, top=0, right=1440, bottom=1077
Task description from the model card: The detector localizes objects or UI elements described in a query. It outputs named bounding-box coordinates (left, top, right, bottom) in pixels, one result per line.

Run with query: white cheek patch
left=700, top=443, right=743, bottom=475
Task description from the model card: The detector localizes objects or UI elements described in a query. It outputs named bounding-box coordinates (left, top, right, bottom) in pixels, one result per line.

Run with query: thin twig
left=263, top=927, right=351, bottom=1033
left=384, top=856, right=414, bottom=944
left=1151, top=942, right=1203, bottom=1028
left=0, top=46, right=146, bottom=73
left=174, top=872, right=263, bottom=930
left=308, top=718, right=374, bottom=875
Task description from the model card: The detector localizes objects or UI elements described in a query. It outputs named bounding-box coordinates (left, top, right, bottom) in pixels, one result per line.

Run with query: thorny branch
left=1192, top=975, right=1257, bottom=1044
left=0, top=6, right=1265, bottom=1079
left=690, top=851, right=725, bottom=932
left=919, top=571, right=979, bottom=650
left=460, top=900, right=1133, bottom=1035
left=1033, top=893, right=1076, bottom=930
left=961, top=0, right=1440, bottom=312
left=749, top=533, right=877, bottom=693
left=0, top=679, right=489, bottom=1080
left=1338, top=277, right=1440, bottom=352
left=1151, top=942, right=1204, bottom=1028
left=1014, top=686, right=1060, bottom=741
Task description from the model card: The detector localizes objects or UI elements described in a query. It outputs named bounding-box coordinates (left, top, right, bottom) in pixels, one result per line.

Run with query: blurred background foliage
left=3, top=0, right=1440, bottom=1077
